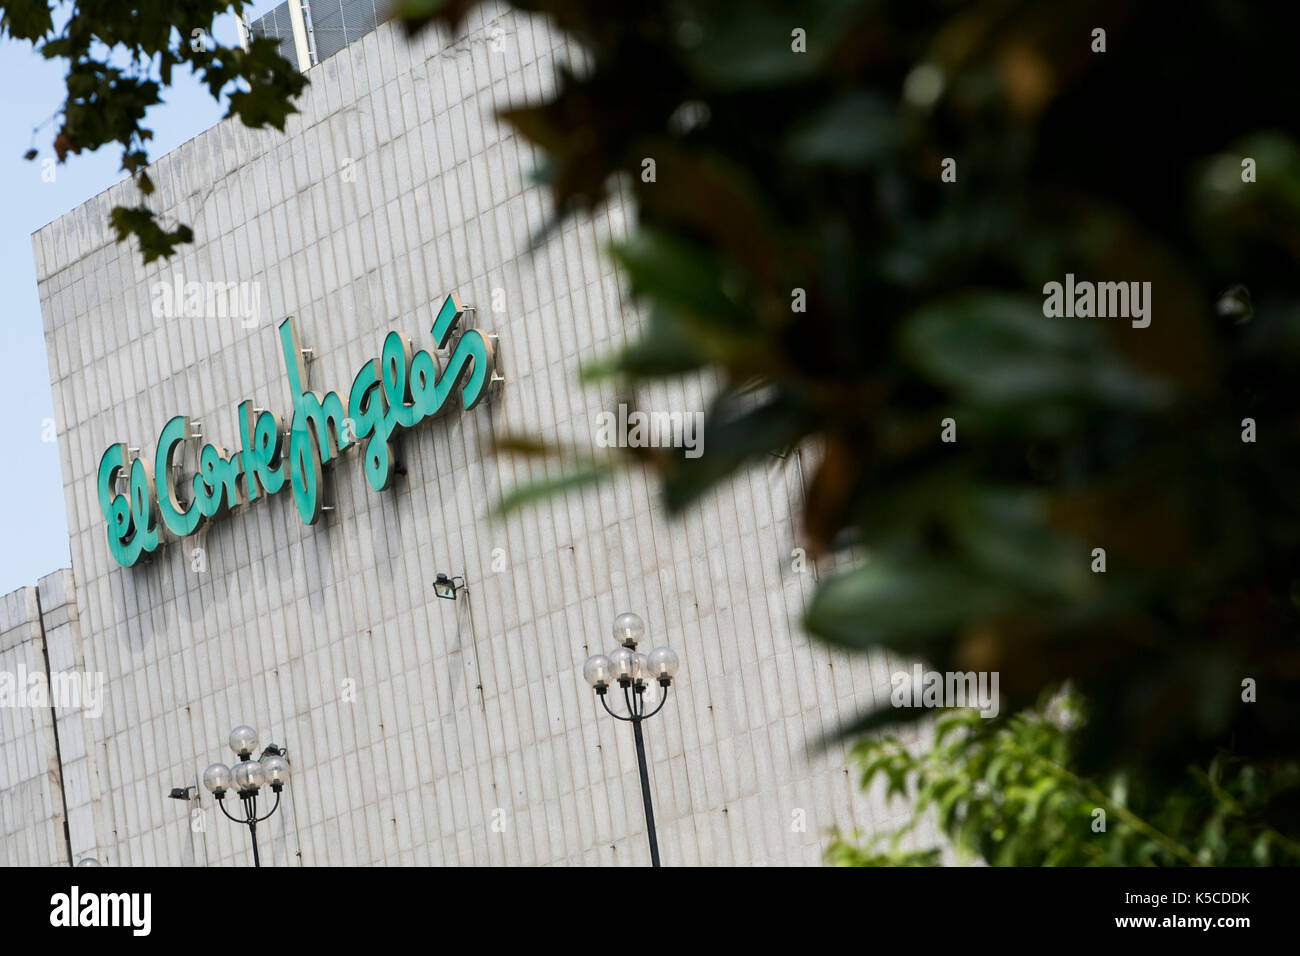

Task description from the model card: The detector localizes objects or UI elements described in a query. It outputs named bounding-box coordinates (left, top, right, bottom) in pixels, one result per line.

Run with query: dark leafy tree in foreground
left=4, top=0, right=304, bottom=261
left=15, top=0, right=1300, bottom=862
left=402, top=0, right=1300, bottom=862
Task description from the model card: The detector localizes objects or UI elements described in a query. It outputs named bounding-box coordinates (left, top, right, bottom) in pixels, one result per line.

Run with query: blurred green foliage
left=827, top=694, right=1300, bottom=866
left=402, top=0, right=1300, bottom=862
left=4, top=0, right=305, bottom=261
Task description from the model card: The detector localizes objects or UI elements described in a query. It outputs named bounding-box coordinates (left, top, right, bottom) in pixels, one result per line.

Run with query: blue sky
left=0, top=3, right=282, bottom=595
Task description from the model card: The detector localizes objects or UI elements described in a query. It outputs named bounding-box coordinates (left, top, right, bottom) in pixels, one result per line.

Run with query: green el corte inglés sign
left=97, top=293, right=498, bottom=568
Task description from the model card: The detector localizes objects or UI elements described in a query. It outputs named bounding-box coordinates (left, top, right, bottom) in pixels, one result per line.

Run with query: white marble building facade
left=17, top=6, right=912, bottom=865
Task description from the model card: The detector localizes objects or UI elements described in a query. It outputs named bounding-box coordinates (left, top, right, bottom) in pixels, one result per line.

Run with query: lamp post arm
left=253, top=790, right=282, bottom=823
left=642, top=681, right=672, bottom=720
left=216, top=796, right=247, bottom=824
left=600, top=691, right=634, bottom=721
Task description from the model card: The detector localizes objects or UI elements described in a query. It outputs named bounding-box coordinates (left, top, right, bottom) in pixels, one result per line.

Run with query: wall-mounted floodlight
left=433, top=573, right=467, bottom=601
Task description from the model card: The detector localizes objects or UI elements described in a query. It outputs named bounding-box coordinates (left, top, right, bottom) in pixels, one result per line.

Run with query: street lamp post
left=583, top=612, right=680, bottom=867
left=201, top=725, right=291, bottom=867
